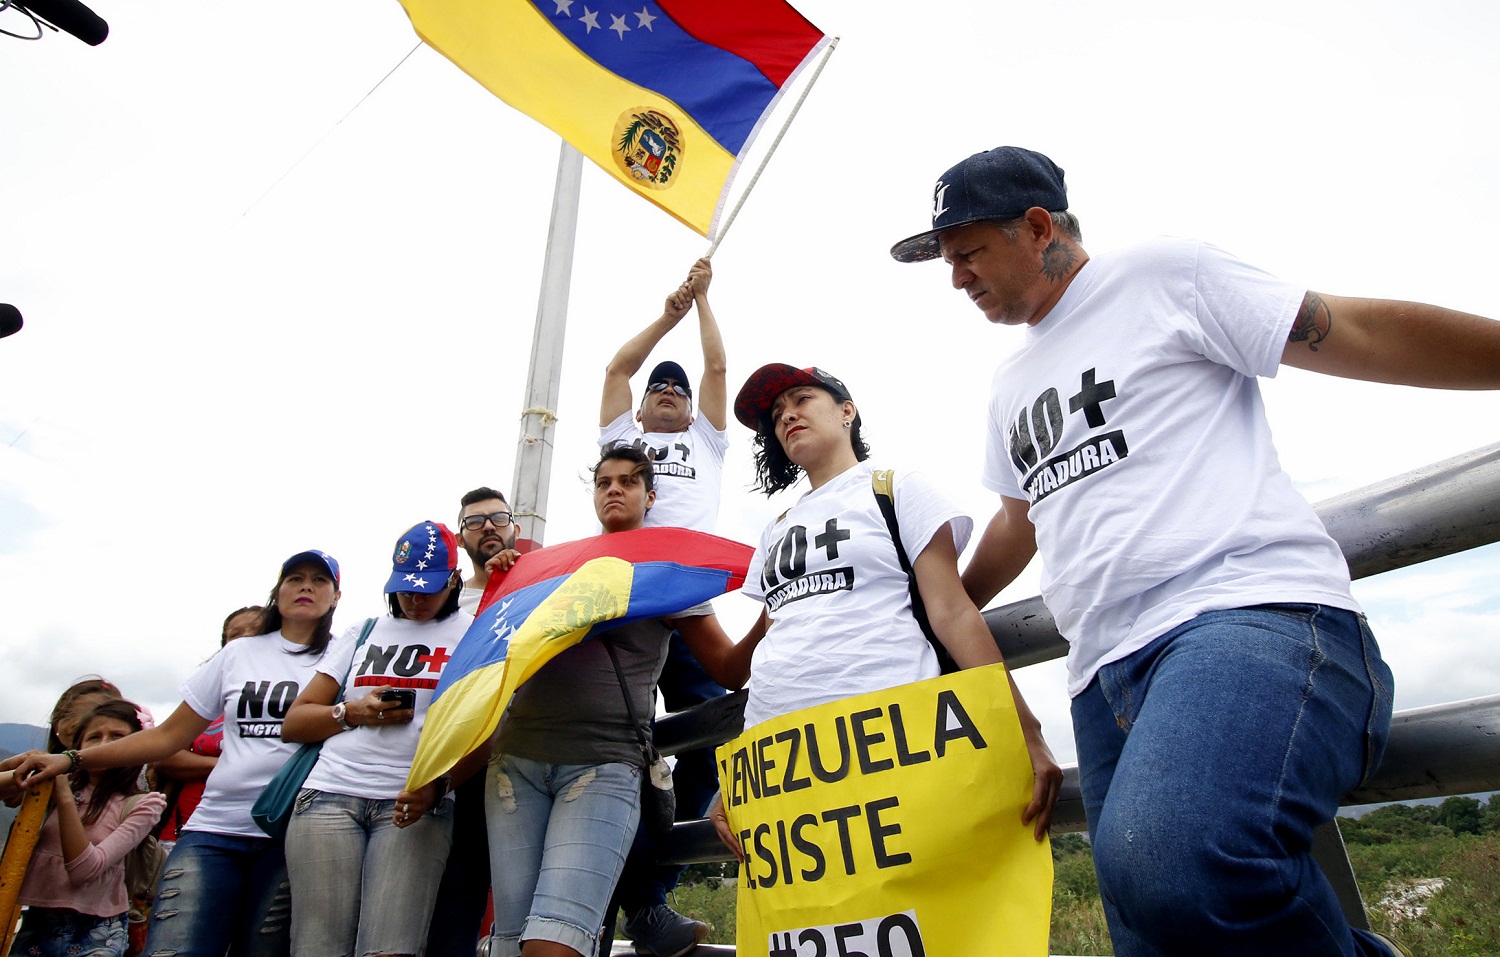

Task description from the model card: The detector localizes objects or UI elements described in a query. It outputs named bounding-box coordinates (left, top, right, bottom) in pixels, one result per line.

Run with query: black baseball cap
left=646, top=360, right=692, bottom=398
left=890, top=146, right=1068, bottom=263
left=734, top=364, right=854, bottom=430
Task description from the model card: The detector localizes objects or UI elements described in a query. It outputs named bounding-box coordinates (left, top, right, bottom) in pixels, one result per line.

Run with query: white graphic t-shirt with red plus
left=301, top=612, right=470, bottom=800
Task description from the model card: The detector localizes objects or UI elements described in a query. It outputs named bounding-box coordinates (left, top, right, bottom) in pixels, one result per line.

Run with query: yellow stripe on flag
left=400, top=0, right=736, bottom=235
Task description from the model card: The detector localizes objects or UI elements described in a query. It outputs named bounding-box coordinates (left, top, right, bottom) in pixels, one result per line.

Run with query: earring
left=843, top=421, right=852, bottom=429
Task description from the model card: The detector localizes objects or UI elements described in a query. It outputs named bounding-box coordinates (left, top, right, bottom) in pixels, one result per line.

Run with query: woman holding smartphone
left=14, top=549, right=343, bottom=957
left=279, top=521, right=470, bottom=957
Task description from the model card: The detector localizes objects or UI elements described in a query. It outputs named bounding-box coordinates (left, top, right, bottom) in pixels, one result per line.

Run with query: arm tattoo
left=1288, top=293, right=1331, bottom=352
left=1040, top=240, right=1077, bottom=282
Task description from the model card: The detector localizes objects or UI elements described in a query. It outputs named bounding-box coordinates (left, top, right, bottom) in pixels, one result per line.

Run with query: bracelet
left=64, top=749, right=81, bottom=773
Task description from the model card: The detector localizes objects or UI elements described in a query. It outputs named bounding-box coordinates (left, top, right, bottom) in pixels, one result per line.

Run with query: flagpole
left=705, top=36, right=840, bottom=258
left=511, top=141, right=583, bottom=552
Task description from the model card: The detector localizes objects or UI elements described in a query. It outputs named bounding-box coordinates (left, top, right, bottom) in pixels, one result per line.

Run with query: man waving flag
left=396, top=0, right=829, bottom=236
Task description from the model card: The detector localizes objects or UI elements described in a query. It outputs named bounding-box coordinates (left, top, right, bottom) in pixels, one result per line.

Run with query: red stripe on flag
left=656, top=0, right=825, bottom=88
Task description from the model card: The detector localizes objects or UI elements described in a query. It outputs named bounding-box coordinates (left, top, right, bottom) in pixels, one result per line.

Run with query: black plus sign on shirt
left=814, top=518, right=851, bottom=559
left=1070, top=367, right=1117, bottom=428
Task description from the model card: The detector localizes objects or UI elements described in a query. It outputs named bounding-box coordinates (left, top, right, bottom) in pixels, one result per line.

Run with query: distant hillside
left=1, top=724, right=46, bottom=843
left=0, top=723, right=45, bottom=757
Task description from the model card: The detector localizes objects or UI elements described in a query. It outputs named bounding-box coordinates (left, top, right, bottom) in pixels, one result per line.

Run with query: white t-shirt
left=302, top=613, right=471, bottom=800
left=178, top=631, right=328, bottom=838
left=598, top=411, right=729, bottom=532
left=982, top=238, right=1360, bottom=697
left=458, top=586, right=483, bottom=613
left=742, top=461, right=973, bottom=728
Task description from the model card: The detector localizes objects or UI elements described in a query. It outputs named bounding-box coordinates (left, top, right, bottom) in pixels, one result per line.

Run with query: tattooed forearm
left=1040, top=240, right=1077, bottom=282
left=1288, top=292, right=1331, bottom=352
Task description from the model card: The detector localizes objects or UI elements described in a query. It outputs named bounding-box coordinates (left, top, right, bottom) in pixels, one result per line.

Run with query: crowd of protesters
left=11, top=150, right=1500, bottom=957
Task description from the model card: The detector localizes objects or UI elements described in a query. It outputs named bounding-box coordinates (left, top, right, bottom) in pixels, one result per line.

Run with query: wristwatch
left=332, top=702, right=353, bottom=732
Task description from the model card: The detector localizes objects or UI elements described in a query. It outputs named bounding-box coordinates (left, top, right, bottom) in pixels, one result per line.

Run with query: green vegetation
left=663, top=799, right=1500, bottom=956
left=1344, top=799, right=1500, bottom=956
left=1051, top=796, right=1500, bottom=956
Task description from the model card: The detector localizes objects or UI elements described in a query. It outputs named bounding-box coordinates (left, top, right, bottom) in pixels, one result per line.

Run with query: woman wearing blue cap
left=279, top=521, right=471, bottom=957
left=15, top=548, right=344, bottom=957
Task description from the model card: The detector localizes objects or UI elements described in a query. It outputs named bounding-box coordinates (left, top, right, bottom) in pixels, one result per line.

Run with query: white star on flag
left=553, top=0, right=573, bottom=14
left=579, top=7, right=599, bottom=32
left=609, top=13, right=629, bottom=38
left=634, top=6, right=655, bottom=29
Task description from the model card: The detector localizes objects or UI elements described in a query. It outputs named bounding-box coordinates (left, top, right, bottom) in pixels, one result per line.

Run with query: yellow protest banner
left=717, top=664, right=1052, bottom=956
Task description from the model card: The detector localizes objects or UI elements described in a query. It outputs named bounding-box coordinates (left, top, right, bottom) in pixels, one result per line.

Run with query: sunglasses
left=646, top=382, right=689, bottom=397
left=461, top=511, right=513, bottom=531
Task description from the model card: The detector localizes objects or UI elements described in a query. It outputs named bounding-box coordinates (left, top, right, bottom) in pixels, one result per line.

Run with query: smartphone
left=380, top=689, right=417, bottom=710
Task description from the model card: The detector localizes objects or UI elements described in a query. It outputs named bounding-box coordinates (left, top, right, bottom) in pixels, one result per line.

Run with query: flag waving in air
left=405, top=526, right=753, bottom=790
left=396, top=0, right=829, bottom=236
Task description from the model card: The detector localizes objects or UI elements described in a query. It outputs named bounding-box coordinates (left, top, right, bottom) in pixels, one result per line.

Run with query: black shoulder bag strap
left=601, top=640, right=656, bottom=763
left=872, top=469, right=959, bottom=675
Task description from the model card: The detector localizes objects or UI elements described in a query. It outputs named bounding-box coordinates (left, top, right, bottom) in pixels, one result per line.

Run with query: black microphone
left=16, top=0, right=108, bottom=45
left=0, top=304, right=23, bottom=339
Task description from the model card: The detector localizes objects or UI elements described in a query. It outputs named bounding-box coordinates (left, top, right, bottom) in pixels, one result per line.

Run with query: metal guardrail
left=650, top=442, right=1500, bottom=915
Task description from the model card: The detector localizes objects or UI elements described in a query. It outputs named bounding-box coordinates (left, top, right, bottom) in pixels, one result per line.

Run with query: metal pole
left=511, top=142, right=583, bottom=552
left=704, top=37, right=839, bottom=256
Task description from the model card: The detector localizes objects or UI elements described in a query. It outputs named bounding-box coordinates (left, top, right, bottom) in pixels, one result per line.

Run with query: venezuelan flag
left=406, top=526, right=752, bottom=789
left=396, top=0, right=829, bottom=236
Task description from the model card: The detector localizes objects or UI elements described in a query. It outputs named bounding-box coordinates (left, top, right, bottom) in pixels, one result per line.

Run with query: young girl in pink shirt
left=10, top=698, right=165, bottom=957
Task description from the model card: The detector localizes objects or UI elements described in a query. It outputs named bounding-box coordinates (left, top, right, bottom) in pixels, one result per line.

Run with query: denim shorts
left=284, top=788, right=454, bottom=957
left=12, top=909, right=127, bottom=957
left=485, top=755, right=641, bottom=957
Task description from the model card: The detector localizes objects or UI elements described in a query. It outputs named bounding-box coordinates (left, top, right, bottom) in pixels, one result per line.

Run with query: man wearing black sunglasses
left=598, top=258, right=730, bottom=956
left=599, top=257, right=728, bottom=533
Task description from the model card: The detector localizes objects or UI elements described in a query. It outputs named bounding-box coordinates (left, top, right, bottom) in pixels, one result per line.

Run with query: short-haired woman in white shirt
left=280, top=521, right=472, bottom=957
left=711, top=364, right=1062, bottom=853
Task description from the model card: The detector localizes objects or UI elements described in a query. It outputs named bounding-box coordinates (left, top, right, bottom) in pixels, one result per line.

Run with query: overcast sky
left=3, top=0, right=1498, bottom=768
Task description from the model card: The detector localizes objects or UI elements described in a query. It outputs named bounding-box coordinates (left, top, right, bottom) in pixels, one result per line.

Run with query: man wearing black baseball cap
left=892, top=146, right=1500, bottom=957
left=597, top=257, right=728, bottom=956
left=599, top=257, right=728, bottom=533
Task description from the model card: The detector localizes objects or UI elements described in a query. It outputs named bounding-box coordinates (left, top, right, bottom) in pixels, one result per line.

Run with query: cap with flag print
left=397, top=0, right=830, bottom=237
left=385, top=521, right=460, bottom=594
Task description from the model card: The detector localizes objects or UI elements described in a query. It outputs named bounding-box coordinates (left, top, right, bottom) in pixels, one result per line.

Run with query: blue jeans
left=486, top=756, right=641, bottom=957
left=1072, top=604, right=1395, bottom=957
left=284, top=789, right=454, bottom=957
left=142, top=830, right=291, bottom=957
left=11, top=909, right=127, bottom=957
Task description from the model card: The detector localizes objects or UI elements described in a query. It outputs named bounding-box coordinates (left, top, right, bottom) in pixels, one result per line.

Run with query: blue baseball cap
left=890, top=146, right=1068, bottom=263
left=384, top=521, right=459, bottom=594
left=281, top=549, right=340, bottom=585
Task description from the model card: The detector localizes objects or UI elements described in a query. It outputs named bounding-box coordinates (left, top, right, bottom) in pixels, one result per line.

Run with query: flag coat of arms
left=406, top=526, right=753, bottom=789
left=397, top=0, right=830, bottom=236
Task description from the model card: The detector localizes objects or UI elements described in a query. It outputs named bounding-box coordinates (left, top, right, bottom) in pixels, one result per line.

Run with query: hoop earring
left=843, top=421, right=852, bottom=429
